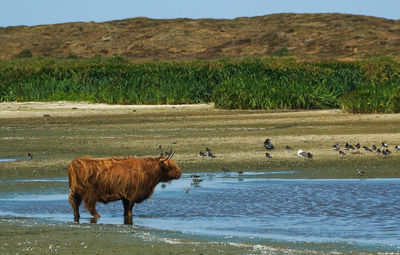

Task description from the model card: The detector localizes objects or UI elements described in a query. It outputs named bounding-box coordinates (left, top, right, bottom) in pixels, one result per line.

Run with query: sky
left=0, top=0, right=399, bottom=27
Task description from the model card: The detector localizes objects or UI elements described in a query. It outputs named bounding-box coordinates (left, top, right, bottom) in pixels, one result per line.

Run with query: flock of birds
left=166, top=139, right=400, bottom=193
left=333, top=142, right=399, bottom=157
left=263, top=139, right=400, bottom=159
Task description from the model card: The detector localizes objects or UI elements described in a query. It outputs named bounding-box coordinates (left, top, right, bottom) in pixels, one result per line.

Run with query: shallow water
left=0, top=172, right=399, bottom=253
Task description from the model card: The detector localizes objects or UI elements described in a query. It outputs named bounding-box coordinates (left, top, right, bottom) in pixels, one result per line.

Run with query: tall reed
left=0, top=56, right=399, bottom=113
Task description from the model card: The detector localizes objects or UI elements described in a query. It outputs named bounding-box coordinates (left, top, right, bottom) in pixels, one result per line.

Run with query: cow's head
left=159, top=152, right=181, bottom=182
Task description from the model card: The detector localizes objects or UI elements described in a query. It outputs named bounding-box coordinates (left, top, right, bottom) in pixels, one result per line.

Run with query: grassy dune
left=1, top=57, right=400, bottom=113
left=0, top=103, right=399, bottom=180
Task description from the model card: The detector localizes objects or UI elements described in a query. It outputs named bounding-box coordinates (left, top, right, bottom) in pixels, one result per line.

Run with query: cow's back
left=68, top=156, right=158, bottom=200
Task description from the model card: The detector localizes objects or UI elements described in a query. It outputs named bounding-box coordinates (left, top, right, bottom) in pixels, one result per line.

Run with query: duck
left=372, top=145, right=377, bottom=151
left=199, top=151, right=205, bottom=157
left=184, top=187, right=190, bottom=193
left=382, top=142, right=388, bottom=148
left=332, top=144, right=340, bottom=150
left=25, top=153, right=33, bottom=160
left=237, top=170, right=244, bottom=175
left=339, top=150, right=346, bottom=156
left=265, top=152, right=272, bottom=159
left=192, top=178, right=203, bottom=183
left=362, top=146, right=372, bottom=152
left=356, top=143, right=361, bottom=149
left=382, top=149, right=392, bottom=156
left=395, top=145, right=400, bottom=151
left=285, top=145, right=292, bottom=151
left=345, top=143, right=355, bottom=150
left=190, top=174, right=201, bottom=178
left=357, top=169, right=365, bottom=175
left=264, top=138, right=275, bottom=150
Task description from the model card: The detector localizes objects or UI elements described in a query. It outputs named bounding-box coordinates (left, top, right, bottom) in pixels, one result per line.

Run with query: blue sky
left=0, top=0, right=399, bottom=27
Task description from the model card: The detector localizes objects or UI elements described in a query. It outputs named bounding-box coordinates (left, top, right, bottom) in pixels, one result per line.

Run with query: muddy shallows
left=1, top=173, right=399, bottom=253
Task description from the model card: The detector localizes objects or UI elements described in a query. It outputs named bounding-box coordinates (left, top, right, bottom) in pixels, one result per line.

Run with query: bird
left=377, top=148, right=381, bottom=154
left=161, top=183, right=167, bottom=189
left=372, top=145, right=377, bottom=151
left=158, top=145, right=164, bottom=156
left=25, top=153, right=33, bottom=160
left=382, top=149, right=392, bottom=156
left=339, top=150, right=346, bottom=156
left=395, top=145, right=400, bottom=151
left=190, top=174, right=201, bottom=178
left=208, top=153, right=216, bottom=158
left=332, top=144, right=340, bottom=150
left=199, top=151, right=205, bottom=157
left=356, top=143, right=361, bottom=149
left=205, top=147, right=216, bottom=158
left=264, top=138, right=275, bottom=150
left=363, top=146, right=372, bottom=152
left=221, top=167, right=231, bottom=172
left=345, top=143, right=355, bottom=150
left=357, top=169, right=365, bottom=175
left=266, top=152, right=272, bottom=159
left=184, top=187, right=189, bottom=193
left=158, top=145, right=170, bottom=157
left=297, top=150, right=313, bottom=158
left=285, top=145, right=292, bottom=151
left=237, top=170, right=244, bottom=175
left=192, top=178, right=203, bottom=183
left=382, top=142, right=388, bottom=148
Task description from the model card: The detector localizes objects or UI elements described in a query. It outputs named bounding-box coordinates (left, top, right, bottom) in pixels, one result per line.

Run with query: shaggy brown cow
left=68, top=153, right=181, bottom=222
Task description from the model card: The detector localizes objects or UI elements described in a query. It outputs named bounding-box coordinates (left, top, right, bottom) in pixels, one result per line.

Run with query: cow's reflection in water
left=75, top=215, right=133, bottom=225
left=68, top=152, right=181, bottom=223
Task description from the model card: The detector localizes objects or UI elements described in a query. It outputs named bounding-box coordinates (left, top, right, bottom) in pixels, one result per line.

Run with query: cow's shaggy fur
left=68, top=155, right=181, bottom=221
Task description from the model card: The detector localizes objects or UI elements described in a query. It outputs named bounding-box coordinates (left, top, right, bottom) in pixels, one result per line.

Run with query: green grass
left=1, top=56, right=400, bottom=113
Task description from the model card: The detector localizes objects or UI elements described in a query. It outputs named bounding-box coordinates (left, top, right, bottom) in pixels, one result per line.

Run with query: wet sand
left=1, top=102, right=400, bottom=180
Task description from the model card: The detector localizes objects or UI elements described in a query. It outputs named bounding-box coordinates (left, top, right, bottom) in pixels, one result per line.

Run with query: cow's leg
left=122, top=199, right=135, bottom=217
left=84, top=197, right=100, bottom=218
left=122, top=199, right=134, bottom=225
left=68, top=191, right=82, bottom=221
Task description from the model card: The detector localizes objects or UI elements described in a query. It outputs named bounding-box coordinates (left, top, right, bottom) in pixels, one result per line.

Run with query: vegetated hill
left=0, top=13, right=400, bottom=60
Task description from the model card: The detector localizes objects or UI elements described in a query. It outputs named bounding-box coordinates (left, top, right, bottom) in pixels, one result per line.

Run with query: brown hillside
left=0, top=13, right=400, bottom=60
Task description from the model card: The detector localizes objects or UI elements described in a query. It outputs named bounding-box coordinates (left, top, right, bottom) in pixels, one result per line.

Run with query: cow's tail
left=68, top=159, right=81, bottom=195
